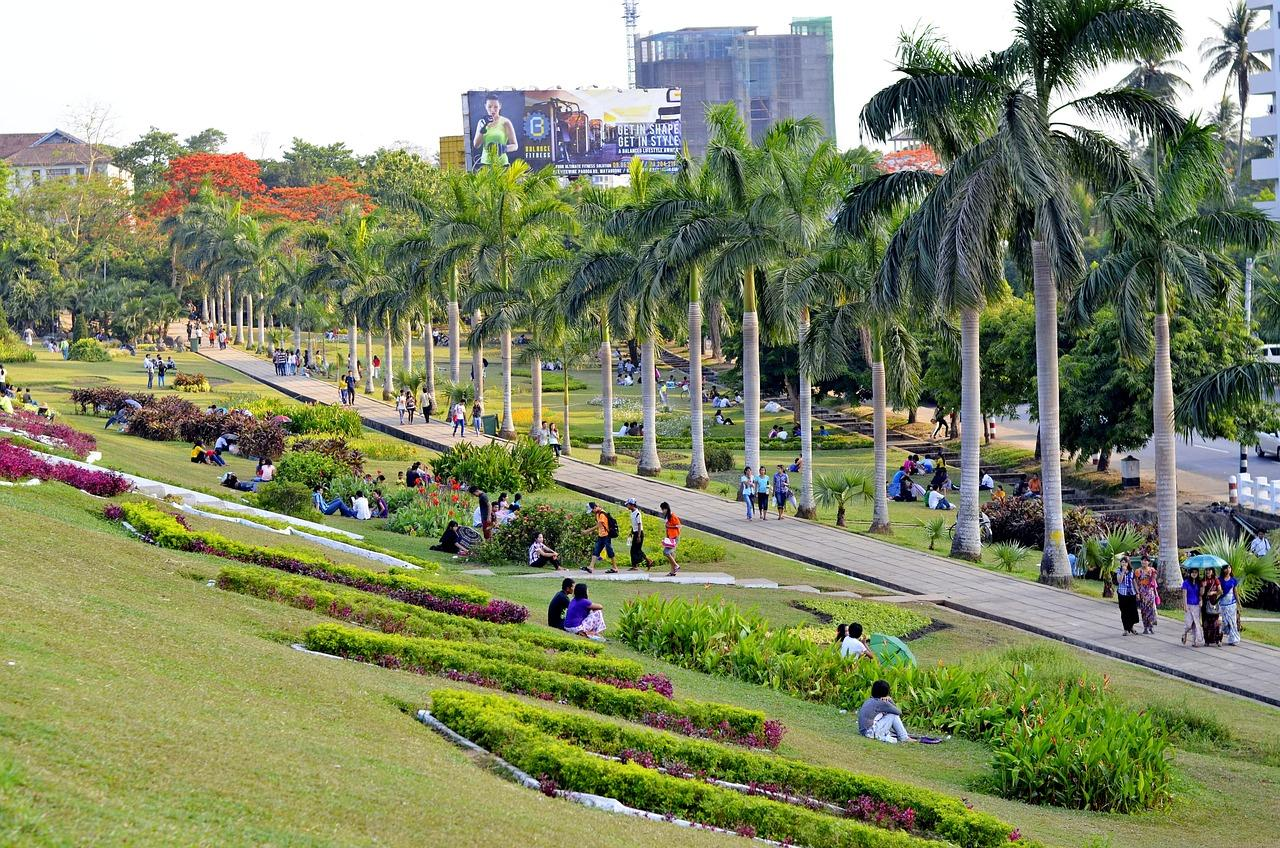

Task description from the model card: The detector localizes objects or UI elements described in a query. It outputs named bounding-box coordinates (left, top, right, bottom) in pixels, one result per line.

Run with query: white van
left=1261, top=344, right=1280, bottom=363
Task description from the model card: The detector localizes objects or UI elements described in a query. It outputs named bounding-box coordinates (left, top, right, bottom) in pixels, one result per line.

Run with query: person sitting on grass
left=312, top=485, right=355, bottom=517
left=431, top=520, right=467, bottom=555
left=528, top=533, right=562, bottom=569
left=714, top=410, right=735, bottom=426
left=927, top=484, right=953, bottom=510
left=858, top=679, right=913, bottom=744
left=352, top=491, right=372, bottom=520
left=840, top=622, right=870, bottom=659
left=219, top=472, right=256, bottom=493
left=548, top=577, right=574, bottom=629
left=371, top=488, right=388, bottom=519
left=562, top=583, right=606, bottom=639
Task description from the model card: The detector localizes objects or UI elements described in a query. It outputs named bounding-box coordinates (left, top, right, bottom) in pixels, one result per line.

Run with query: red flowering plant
left=0, top=441, right=130, bottom=496
left=383, top=482, right=473, bottom=538
left=0, top=411, right=96, bottom=459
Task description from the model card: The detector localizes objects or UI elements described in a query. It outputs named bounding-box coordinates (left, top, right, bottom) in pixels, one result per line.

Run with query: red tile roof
left=0, top=133, right=43, bottom=160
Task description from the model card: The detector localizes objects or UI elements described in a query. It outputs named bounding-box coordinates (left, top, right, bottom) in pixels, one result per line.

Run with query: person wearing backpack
left=589, top=503, right=618, bottom=573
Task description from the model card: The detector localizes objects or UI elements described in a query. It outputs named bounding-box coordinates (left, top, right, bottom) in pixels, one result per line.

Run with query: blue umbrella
left=1182, top=554, right=1227, bottom=571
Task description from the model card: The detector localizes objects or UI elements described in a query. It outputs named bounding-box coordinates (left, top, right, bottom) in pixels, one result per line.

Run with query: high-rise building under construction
left=634, top=16, right=836, bottom=157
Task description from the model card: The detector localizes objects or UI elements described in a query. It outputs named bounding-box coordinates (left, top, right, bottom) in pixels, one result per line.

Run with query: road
left=989, top=406, right=1252, bottom=502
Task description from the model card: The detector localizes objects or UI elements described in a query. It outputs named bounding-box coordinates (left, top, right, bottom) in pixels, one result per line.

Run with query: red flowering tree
left=149, top=152, right=267, bottom=217
left=266, top=177, right=374, bottom=222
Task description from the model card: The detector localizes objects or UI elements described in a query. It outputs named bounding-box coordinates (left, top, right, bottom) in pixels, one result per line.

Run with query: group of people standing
left=141, top=354, right=176, bottom=389
left=528, top=499, right=682, bottom=577
left=739, top=465, right=796, bottom=520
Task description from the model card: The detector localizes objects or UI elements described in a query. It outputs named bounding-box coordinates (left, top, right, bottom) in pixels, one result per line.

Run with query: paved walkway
left=201, top=345, right=1280, bottom=708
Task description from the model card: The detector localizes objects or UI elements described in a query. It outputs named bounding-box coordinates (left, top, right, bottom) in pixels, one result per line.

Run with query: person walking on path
left=372, top=354, right=381, bottom=381
left=451, top=401, right=466, bottom=437
left=395, top=392, right=406, bottom=424
left=406, top=390, right=417, bottom=424
left=1201, top=568, right=1224, bottom=647
left=589, top=503, right=618, bottom=574
left=471, top=401, right=482, bottom=435
left=1135, top=556, right=1160, bottom=635
left=772, top=465, right=791, bottom=519
left=1182, top=567, right=1202, bottom=646
left=740, top=466, right=756, bottom=520
left=1220, top=564, right=1242, bottom=646
left=422, top=390, right=434, bottom=424
left=547, top=423, right=561, bottom=458
left=755, top=466, right=770, bottom=520
left=344, top=371, right=357, bottom=406
left=625, top=498, right=652, bottom=571
left=1115, top=557, right=1139, bottom=635
left=660, top=501, right=681, bottom=575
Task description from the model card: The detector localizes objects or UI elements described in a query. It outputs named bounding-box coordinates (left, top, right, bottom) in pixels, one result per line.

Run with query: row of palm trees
left=164, top=0, right=1275, bottom=606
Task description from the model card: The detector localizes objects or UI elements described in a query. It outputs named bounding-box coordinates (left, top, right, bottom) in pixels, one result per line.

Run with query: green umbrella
left=869, top=633, right=916, bottom=668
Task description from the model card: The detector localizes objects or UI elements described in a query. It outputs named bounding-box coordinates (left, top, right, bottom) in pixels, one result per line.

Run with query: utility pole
left=623, top=0, right=639, bottom=87
left=1246, top=256, right=1255, bottom=331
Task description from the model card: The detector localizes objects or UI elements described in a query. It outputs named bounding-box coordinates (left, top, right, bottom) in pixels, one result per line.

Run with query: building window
left=29, top=169, right=40, bottom=183
left=76, top=167, right=86, bottom=175
left=47, top=168, right=71, bottom=177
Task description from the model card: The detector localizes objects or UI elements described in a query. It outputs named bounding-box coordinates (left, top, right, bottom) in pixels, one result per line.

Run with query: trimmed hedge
left=217, top=565, right=598, bottom=654
left=68, top=339, right=110, bottom=361
left=307, top=623, right=772, bottom=743
left=430, top=690, right=954, bottom=848
left=431, top=689, right=1025, bottom=848
left=112, top=501, right=524, bottom=625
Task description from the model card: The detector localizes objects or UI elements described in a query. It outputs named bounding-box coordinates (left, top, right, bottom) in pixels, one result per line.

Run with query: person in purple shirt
left=1181, top=567, right=1201, bottom=647
left=562, top=583, right=605, bottom=638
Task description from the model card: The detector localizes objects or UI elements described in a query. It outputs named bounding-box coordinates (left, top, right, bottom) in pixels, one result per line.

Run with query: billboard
left=462, top=87, right=681, bottom=176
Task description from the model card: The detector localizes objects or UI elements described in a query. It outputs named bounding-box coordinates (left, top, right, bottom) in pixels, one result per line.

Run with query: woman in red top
left=661, top=501, right=681, bottom=576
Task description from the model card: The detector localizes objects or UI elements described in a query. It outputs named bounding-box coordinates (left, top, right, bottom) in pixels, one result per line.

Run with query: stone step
left=736, top=578, right=780, bottom=589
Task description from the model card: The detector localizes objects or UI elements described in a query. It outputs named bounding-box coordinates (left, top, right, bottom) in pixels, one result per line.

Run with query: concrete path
left=201, top=345, right=1280, bottom=708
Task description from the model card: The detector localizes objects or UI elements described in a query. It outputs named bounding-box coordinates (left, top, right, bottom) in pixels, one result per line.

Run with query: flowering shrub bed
left=618, top=596, right=1173, bottom=812
left=172, top=372, right=211, bottom=392
left=383, top=483, right=473, bottom=538
left=429, top=690, right=1008, bottom=847
left=0, top=441, right=130, bottom=496
left=217, top=565, right=596, bottom=654
left=470, top=503, right=597, bottom=567
left=311, top=623, right=770, bottom=743
left=0, top=411, right=96, bottom=458
left=111, top=501, right=524, bottom=623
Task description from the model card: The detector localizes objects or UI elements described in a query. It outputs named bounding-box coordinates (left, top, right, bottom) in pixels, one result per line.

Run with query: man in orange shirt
left=588, top=502, right=617, bottom=574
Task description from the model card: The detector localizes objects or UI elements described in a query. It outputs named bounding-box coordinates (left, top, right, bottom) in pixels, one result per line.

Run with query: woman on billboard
left=472, top=94, right=518, bottom=166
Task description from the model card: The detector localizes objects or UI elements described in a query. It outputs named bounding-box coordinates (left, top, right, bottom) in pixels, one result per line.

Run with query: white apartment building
left=1249, top=0, right=1280, bottom=218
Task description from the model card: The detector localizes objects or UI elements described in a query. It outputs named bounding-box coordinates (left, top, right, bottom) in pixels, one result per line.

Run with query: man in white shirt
left=352, top=491, right=372, bottom=520
left=979, top=471, right=994, bottom=490
left=840, top=622, right=870, bottom=659
left=143, top=355, right=155, bottom=389
left=927, top=485, right=953, bottom=510
left=624, top=498, right=652, bottom=570
left=1250, top=533, right=1271, bottom=558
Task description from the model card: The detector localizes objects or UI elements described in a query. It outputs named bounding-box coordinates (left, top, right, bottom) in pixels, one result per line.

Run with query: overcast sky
left=2, top=0, right=1256, bottom=158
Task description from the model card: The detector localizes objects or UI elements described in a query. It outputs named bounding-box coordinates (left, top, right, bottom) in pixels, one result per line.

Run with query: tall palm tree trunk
left=796, top=307, right=816, bottom=518
left=686, top=281, right=709, bottom=488
left=234, top=283, right=244, bottom=345
left=599, top=323, right=617, bottom=465
left=422, top=312, right=436, bottom=398
left=742, top=266, right=761, bottom=473
left=950, top=307, right=983, bottom=559
left=402, top=317, right=413, bottom=375
left=258, top=307, right=266, bottom=353
left=471, top=310, right=484, bottom=414
left=707, top=300, right=723, bottom=361
left=498, top=326, right=516, bottom=439
left=449, top=268, right=462, bottom=383
left=530, top=348, right=543, bottom=437
left=246, top=293, right=255, bottom=348
left=1032, top=241, right=1072, bottom=586
left=561, top=337, right=572, bottom=457
left=868, top=329, right=891, bottom=534
left=363, top=328, right=374, bottom=394
left=202, top=289, right=210, bottom=325
left=382, top=319, right=394, bottom=399
left=223, top=280, right=231, bottom=330
left=347, top=320, right=357, bottom=375
left=638, top=335, right=662, bottom=476
left=1153, top=286, right=1182, bottom=605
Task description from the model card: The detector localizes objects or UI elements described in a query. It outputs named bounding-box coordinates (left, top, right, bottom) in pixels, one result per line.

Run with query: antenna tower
left=623, top=0, right=639, bottom=87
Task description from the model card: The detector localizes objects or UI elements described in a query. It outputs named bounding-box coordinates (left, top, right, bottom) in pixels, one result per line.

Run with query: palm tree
left=859, top=3, right=1182, bottom=584
left=1119, top=53, right=1191, bottom=104
left=1201, top=0, right=1270, bottom=185
left=814, top=469, right=873, bottom=527
left=301, top=209, right=391, bottom=392
left=1075, top=120, right=1278, bottom=602
left=443, top=161, right=571, bottom=439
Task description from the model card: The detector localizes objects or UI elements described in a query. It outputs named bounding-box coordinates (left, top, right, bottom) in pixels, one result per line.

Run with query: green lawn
left=4, top=481, right=1280, bottom=848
